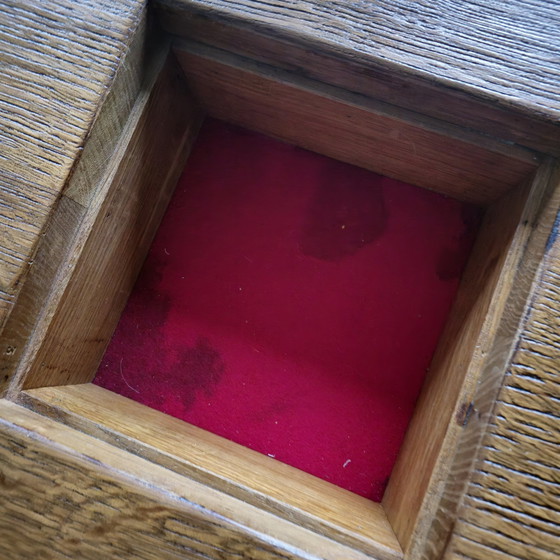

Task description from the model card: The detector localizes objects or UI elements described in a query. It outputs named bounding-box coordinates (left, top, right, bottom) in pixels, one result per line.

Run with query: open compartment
left=12, top=38, right=551, bottom=560
left=93, top=115, right=481, bottom=503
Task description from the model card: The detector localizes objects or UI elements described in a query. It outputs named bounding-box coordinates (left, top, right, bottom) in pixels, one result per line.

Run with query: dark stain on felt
left=437, top=245, right=468, bottom=281
left=300, top=163, right=387, bottom=261
left=177, top=338, right=226, bottom=410
left=135, top=257, right=170, bottom=330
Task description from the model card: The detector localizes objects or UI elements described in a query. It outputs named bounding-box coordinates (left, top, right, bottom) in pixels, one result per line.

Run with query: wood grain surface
left=0, top=0, right=146, bottom=333
left=175, top=42, right=537, bottom=205
left=2, top=1, right=559, bottom=559
left=0, top=399, right=383, bottom=560
left=156, top=0, right=560, bottom=155
left=19, top=384, right=402, bottom=560
left=440, top=170, right=560, bottom=560
left=0, top=6, right=147, bottom=399
left=15, top=52, right=203, bottom=392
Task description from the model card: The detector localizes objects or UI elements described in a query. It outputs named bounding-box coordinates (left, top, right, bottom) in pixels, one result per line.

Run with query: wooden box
left=1, top=2, right=559, bottom=559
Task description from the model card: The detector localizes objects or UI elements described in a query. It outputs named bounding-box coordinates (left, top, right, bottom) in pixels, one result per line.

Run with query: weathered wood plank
left=0, top=400, right=380, bottom=560
left=156, top=0, right=560, bottom=155
left=0, top=0, right=146, bottom=332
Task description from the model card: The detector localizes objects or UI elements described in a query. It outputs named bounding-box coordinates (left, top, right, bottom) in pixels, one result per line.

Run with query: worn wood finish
left=174, top=42, right=537, bottom=205
left=383, top=162, right=556, bottom=557
left=0, top=11, right=147, bottom=398
left=156, top=0, right=560, bottom=155
left=62, top=16, right=147, bottom=208
left=0, top=399, right=382, bottom=560
left=16, top=52, right=203, bottom=393
left=0, top=0, right=146, bottom=333
left=19, top=384, right=402, bottom=560
left=439, top=172, right=560, bottom=560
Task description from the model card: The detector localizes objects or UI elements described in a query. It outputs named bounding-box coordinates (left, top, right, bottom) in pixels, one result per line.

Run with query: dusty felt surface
left=94, top=119, right=481, bottom=501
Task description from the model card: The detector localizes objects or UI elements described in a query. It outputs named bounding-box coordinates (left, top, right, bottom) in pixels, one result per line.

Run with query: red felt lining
left=94, top=119, right=481, bottom=501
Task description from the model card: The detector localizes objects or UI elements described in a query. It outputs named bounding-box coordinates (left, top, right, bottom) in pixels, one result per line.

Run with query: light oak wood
left=0, top=399, right=384, bottom=560
left=174, top=41, right=537, bottom=205
left=0, top=195, right=83, bottom=396
left=383, top=161, right=557, bottom=558
left=155, top=0, right=560, bottom=155
left=441, top=168, right=560, bottom=560
left=0, top=0, right=146, bottom=333
left=11, top=49, right=203, bottom=393
left=20, top=383, right=402, bottom=560
left=62, top=14, right=147, bottom=207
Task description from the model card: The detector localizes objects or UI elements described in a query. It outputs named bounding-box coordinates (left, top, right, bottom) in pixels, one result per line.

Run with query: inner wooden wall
left=155, top=0, right=560, bottom=155
left=437, top=164, right=560, bottom=560
left=14, top=51, right=203, bottom=393
left=173, top=41, right=538, bottom=206
left=384, top=162, right=556, bottom=556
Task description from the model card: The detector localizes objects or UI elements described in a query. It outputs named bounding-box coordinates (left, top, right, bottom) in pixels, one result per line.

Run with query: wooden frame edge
left=173, top=39, right=538, bottom=206
left=424, top=160, right=560, bottom=559
left=0, top=8, right=149, bottom=398
left=0, top=398, right=387, bottom=560
left=154, top=0, right=560, bottom=156
left=17, top=383, right=402, bottom=560
left=384, top=159, right=559, bottom=558
left=7, top=43, right=204, bottom=394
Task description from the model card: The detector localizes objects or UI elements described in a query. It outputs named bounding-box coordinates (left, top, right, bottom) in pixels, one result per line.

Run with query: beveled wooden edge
left=0, top=13, right=149, bottom=397
left=18, top=383, right=402, bottom=560
left=0, top=398, right=382, bottom=560
left=384, top=159, right=560, bottom=558
left=2, top=40, right=204, bottom=396
left=20, top=49, right=203, bottom=392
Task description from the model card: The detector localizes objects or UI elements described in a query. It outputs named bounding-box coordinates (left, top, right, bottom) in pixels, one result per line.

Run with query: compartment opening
left=93, top=117, right=482, bottom=502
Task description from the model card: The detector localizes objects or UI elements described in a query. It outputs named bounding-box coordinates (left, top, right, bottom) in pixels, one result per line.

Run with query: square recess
left=15, top=42, right=543, bottom=560
left=94, top=118, right=480, bottom=502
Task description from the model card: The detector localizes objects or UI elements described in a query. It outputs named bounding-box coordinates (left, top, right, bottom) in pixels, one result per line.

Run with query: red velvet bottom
left=94, top=119, right=480, bottom=501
